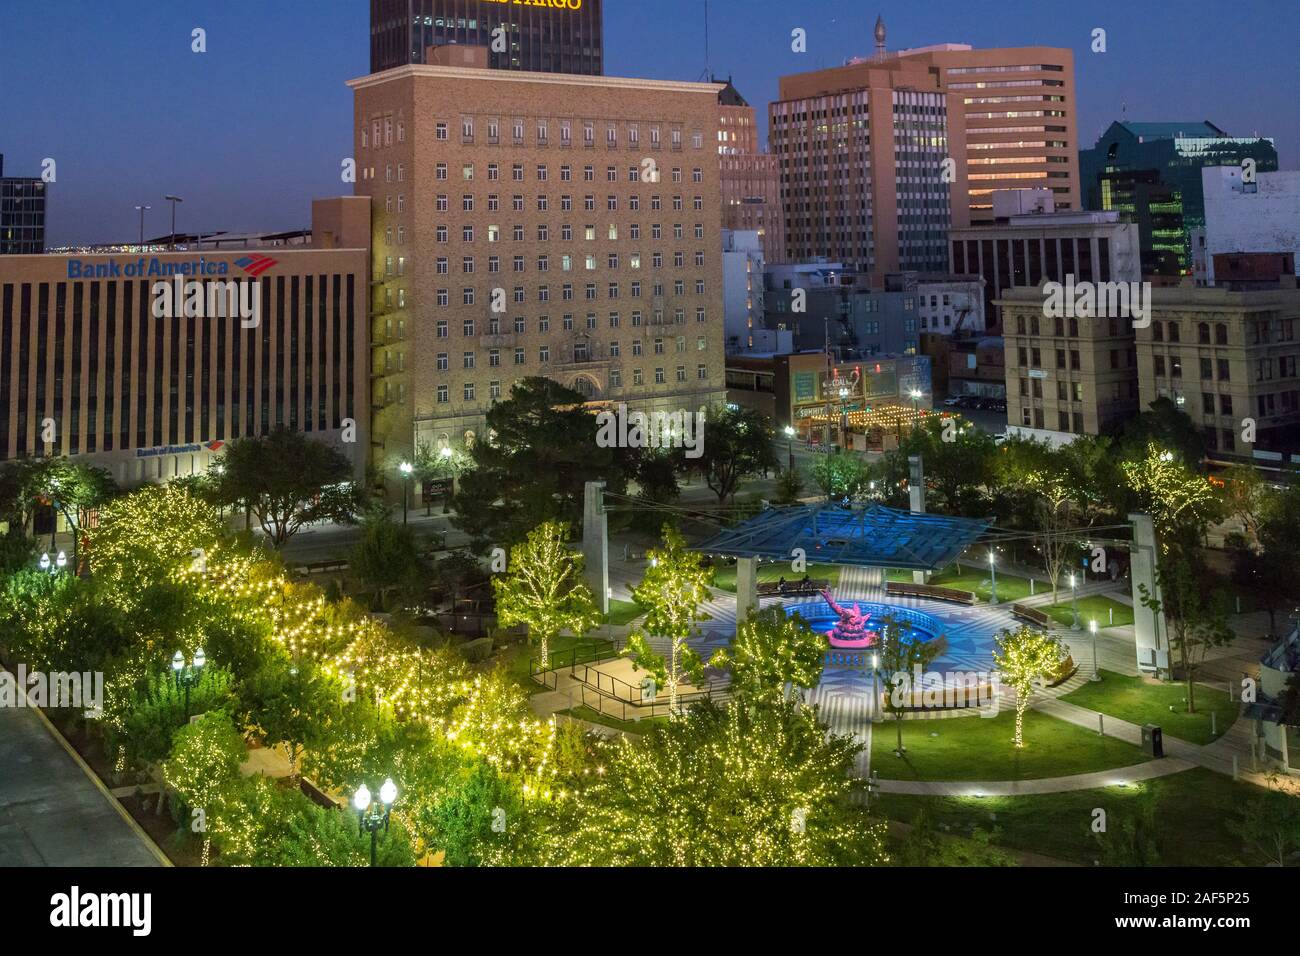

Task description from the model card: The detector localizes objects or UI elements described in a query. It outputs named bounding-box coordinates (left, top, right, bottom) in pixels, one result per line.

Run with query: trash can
left=1141, top=724, right=1164, bottom=758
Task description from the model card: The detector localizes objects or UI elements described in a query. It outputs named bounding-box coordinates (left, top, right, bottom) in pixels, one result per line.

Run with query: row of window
left=363, top=117, right=704, bottom=151
left=429, top=364, right=712, bottom=404
left=428, top=309, right=710, bottom=332
left=430, top=336, right=711, bottom=369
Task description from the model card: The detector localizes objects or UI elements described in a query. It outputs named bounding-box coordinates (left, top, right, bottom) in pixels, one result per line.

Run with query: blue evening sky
left=2, top=0, right=1295, bottom=246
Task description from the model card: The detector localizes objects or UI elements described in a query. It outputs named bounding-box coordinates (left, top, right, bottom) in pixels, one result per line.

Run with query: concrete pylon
left=736, top=555, right=759, bottom=625
left=583, top=481, right=609, bottom=614
left=909, top=455, right=931, bottom=584
left=1129, top=512, right=1168, bottom=679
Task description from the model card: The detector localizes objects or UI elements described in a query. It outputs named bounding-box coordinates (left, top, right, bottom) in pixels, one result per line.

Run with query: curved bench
left=1011, top=603, right=1053, bottom=628
left=885, top=581, right=977, bottom=605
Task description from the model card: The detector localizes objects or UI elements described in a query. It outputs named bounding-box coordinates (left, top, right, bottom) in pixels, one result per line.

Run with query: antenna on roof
left=698, top=0, right=710, bottom=81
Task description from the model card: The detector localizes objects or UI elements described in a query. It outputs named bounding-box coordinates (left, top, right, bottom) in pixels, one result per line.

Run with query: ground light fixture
left=988, top=549, right=997, bottom=603
left=1070, top=571, right=1081, bottom=630
left=1090, top=619, right=1101, bottom=681
left=354, top=778, right=398, bottom=866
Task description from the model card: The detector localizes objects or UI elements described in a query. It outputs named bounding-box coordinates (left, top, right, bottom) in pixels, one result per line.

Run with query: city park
left=1, top=378, right=1299, bottom=866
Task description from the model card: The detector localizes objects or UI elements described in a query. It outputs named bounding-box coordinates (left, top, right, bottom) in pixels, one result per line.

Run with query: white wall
left=1203, top=166, right=1300, bottom=285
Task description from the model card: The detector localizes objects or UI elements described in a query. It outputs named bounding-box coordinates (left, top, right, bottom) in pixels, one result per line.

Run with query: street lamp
left=37, top=551, right=66, bottom=575
left=988, top=549, right=998, bottom=604
left=172, top=647, right=206, bottom=720
left=398, top=461, right=413, bottom=526
left=783, top=425, right=796, bottom=471
left=134, top=204, right=152, bottom=246
left=1069, top=571, right=1081, bottom=630
left=354, top=778, right=398, bottom=866
left=1089, top=619, right=1101, bottom=681
left=164, top=195, right=184, bottom=250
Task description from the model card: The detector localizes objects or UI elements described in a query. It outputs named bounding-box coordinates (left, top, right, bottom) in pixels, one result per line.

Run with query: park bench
left=1011, top=603, right=1053, bottom=628
left=293, top=559, right=349, bottom=576
left=756, top=578, right=830, bottom=597
left=885, top=581, right=976, bottom=605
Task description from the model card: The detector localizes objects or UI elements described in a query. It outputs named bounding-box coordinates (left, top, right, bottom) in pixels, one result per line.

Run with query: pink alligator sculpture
left=819, top=590, right=879, bottom=649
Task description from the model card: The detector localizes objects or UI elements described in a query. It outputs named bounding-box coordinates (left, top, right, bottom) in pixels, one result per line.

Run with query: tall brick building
left=715, top=79, right=784, bottom=264
left=349, top=49, right=728, bottom=468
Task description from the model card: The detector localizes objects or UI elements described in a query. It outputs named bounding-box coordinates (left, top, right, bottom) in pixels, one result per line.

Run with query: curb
left=2, top=662, right=173, bottom=868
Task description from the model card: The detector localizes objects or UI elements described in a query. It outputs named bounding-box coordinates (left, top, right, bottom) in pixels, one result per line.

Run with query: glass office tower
left=0, top=155, right=46, bottom=255
left=370, top=0, right=603, bottom=75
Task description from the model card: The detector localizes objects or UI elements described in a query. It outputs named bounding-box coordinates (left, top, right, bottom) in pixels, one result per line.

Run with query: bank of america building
left=370, top=0, right=603, bottom=75
left=0, top=199, right=372, bottom=486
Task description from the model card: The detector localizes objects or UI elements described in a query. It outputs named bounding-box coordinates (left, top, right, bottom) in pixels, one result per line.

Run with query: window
left=437, top=384, right=449, bottom=403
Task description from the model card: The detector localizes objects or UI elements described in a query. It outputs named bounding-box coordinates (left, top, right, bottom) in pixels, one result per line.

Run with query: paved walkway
left=877, top=756, right=1195, bottom=796
left=0, top=700, right=162, bottom=867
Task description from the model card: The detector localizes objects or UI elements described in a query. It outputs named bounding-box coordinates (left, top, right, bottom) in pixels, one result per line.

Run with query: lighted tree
left=622, top=525, right=714, bottom=713
left=88, top=485, right=227, bottom=599
left=556, top=699, right=888, bottom=866
left=162, top=711, right=246, bottom=866
left=1121, top=443, right=1220, bottom=548
left=240, top=657, right=343, bottom=784
left=992, top=625, right=1066, bottom=748
left=712, top=606, right=825, bottom=704
left=492, top=520, right=600, bottom=670
left=874, top=614, right=948, bottom=755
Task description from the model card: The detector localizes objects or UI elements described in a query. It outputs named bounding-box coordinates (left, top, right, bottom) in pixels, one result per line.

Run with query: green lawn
left=711, top=562, right=842, bottom=594
left=1061, top=670, right=1239, bottom=745
left=887, top=567, right=1033, bottom=604
left=603, top=600, right=643, bottom=626
left=871, top=709, right=1150, bottom=781
left=1042, top=595, right=1134, bottom=629
left=874, top=768, right=1288, bottom=866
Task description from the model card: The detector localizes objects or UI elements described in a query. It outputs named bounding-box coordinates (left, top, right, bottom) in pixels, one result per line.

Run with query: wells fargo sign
left=483, top=0, right=583, bottom=9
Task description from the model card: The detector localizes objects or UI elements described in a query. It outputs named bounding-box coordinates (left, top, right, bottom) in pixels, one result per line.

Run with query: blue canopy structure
left=693, top=504, right=991, bottom=572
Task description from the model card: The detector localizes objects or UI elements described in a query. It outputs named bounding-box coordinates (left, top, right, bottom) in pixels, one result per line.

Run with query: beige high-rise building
left=771, top=54, right=964, bottom=283
left=889, top=42, right=1081, bottom=224
left=770, top=20, right=1080, bottom=279
left=348, top=48, right=729, bottom=469
left=716, top=79, right=785, bottom=264
left=1135, top=283, right=1300, bottom=462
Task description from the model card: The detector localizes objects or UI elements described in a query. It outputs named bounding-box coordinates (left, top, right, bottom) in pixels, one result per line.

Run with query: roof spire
left=874, top=15, right=887, bottom=58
